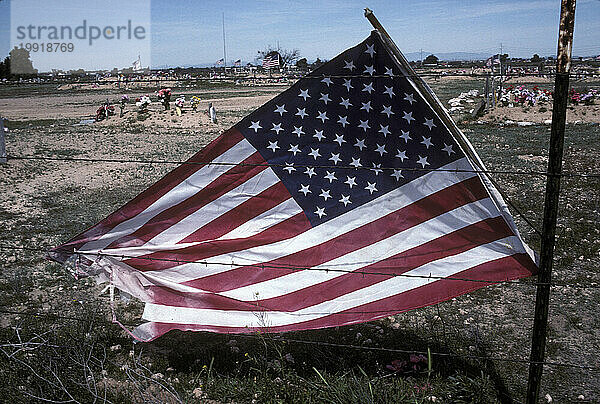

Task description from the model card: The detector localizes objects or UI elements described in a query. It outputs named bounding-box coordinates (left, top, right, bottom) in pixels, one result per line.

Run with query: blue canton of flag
left=239, top=33, right=461, bottom=226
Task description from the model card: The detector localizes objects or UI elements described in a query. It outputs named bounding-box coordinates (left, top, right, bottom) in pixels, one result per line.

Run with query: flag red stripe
left=137, top=253, right=537, bottom=339
left=181, top=176, right=489, bottom=292
left=50, top=128, right=244, bottom=261
left=179, top=182, right=292, bottom=243
left=145, top=216, right=514, bottom=311
left=124, top=212, right=311, bottom=271
left=107, top=151, right=268, bottom=249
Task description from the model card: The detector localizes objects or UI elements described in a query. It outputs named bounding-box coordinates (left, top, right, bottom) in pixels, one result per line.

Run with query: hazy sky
left=1, top=0, right=598, bottom=69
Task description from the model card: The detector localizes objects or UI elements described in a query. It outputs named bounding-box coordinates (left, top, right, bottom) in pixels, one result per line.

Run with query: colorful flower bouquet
left=135, top=95, right=151, bottom=112
left=190, top=96, right=201, bottom=112
left=95, top=102, right=115, bottom=122
left=174, top=96, right=185, bottom=116
left=499, top=85, right=552, bottom=107
left=157, top=88, right=172, bottom=110
left=569, top=89, right=597, bottom=105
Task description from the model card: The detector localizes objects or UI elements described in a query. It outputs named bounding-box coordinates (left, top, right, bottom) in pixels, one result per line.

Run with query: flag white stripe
left=78, top=139, right=256, bottom=252
left=141, top=236, right=523, bottom=327
left=141, top=158, right=482, bottom=283
left=217, top=197, right=303, bottom=241
left=88, top=197, right=303, bottom=259
left=145, top=168, right=282, bottom=246
left=220, top=198, right=500, bottom=301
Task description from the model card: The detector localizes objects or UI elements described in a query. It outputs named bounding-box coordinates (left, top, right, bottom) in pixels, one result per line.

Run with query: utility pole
left=526, top=1, right=576, bottom=403
left=420, top=48, right=423, bottom=66
left=222, top=12, right=227, bottom=75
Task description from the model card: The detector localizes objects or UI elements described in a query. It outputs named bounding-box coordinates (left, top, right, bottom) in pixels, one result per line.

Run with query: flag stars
left=350, top=157, right=362, bottom=168
left=339, top=98, right=352, bottom=109
left=298, top=89, right=310, bottom=100
left=296, top=108, right=308, bottom=119
left=442, top=143, right=456, bottom=155
left=362, top=82, right=374, bottom=94
left=381, top=105, right=394, bottom=117
left=421, top=136, right=434, bottom=149
left=383, top=86, right=395, bottom=97
left=267, top=141, right=280, bottom=152
left=384, top=66, right=394, bottom=77
left=321, top=77, right=333, bottom=86
left=345, top=176, right=357, bottom=188
left=424, top=118, right=437, bottom=130
left=317, top=111, right=329, bottom=123
left=274, top=104, right=287, bottom=116
left=371, top=163, right=383, bottom=176
left=365, top=43, right=375, bottom=57
left=343, top=60, right=356, bottom=71
left=343, top=79, right=353, bottom=91
left=292, top=126, right=305, bottom=137
left=314, top=207, right=327, bottom=218
left=271, top=123, right=283, bottom=134
left=361, top=101, right=373, bottom=112
left=375, top=144, right=387, bottom=156
left=319, top=189, right=332, bottom=201
left=391, top=169, right=403, bottom=181
left=283, top=163, right=296, bottom=174
left=329, top=153, right=342, bottom=165
left=404, top=93, right=416, bottom=105
left=378, top=124, right=391, bottom=137
left=288, top=144, right=301, bottom=156
left=417, top=155, right=430, bottom=168
left=319, top=93, right=331, bottom=104
left=324, top=171, right=338, bottom=183
left=363, top=65, right=375, bottom=75
left=299, top=184, right=311, bottom=196
left=354, top=139, right=366, bottom=151
left=308, top=148, right=322, bottom=160
left=334, top=134, right=346, bottom=146
left=339, top=195, right=352, bottom=207
left=400, top=130, right=412, bottom=142
left=249, top=121, right=262, bottom=132
left=304, top=167, right=316, bottom=178
left=365, top=182, right=378, bottom=194
left=337, top=115, right=349, bottom=127
left=358, top=120, right=370, bottom=131
left=402, top=111, right=415, bottom=124
left=396, top=149, right=408, bottom=161
left=313, top=130, right=325, bottom=141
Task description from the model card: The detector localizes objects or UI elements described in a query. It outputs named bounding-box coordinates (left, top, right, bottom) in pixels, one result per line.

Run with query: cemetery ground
left=0, top=75, right=599, bottom=403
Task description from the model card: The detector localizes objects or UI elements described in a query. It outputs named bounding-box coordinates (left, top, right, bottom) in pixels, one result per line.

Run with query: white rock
left=544, top=119, right=553, bottom=125
left=545, top=393, right=553, bottom=402
left=517, top=121, right=535, bottom=126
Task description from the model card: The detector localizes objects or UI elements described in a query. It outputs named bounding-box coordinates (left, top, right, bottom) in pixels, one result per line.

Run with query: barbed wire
left=1, top=243, right=599, bottom=290
left=2, top=71, right=600, bottom=85
left=0, top=308, right=598, bottom=371
left=5, top=154, right=599, bottom=179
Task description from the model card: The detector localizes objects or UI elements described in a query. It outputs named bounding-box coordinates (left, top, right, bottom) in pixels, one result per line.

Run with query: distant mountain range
left=403, top=51, right=492, bottom=62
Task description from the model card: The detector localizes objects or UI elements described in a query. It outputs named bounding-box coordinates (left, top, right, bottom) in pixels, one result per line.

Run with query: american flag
left=50, top=31, right=537, bottom=341
left=262, top=53, right=281, bottom=69
left=234, top=59, right=242, bottom=67
left=215, top=58, right=224, bottom=66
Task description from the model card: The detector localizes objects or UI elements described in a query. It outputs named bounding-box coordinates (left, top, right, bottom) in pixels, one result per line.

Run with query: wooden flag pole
left=526, top=1, right=576, bottom=403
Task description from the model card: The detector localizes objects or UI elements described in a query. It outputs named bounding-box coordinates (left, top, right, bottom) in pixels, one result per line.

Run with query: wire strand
left=2, top=243, right=600, bottom=290
left=6, top=154, right=599, bottom=179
